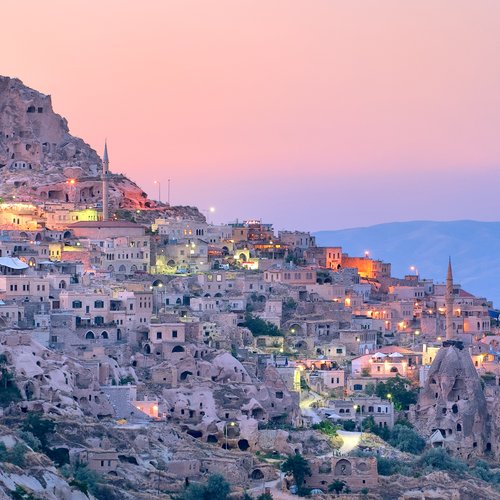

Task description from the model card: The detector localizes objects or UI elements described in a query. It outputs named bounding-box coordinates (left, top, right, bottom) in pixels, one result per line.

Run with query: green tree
left=17, top=431, right=42, bottom=452
left=257, top=493, right=273, bottom=500
left=179, top=474, right=231, bottom=500
left=418, top=448, right=467, bottom=473
left=9, top=442, right=28, bottom=467
left=311, top=420, right=339, bottom=436
left=0, top=354, right=22, bottom=406
left=206, top=474, right=231, bottom=500
left=361, top=416, right=376, bottom=432
left=328, top=479, right=348, bottom=494
left=22, top=413, right=55, bottom=450
left=281, top=453, right=311, bottom=491
left=243, top=314, right=282, bottom=337
left=388, top=424, right=425, bottom=454
left=375, top=376, right=417, bottom=411
left=342, top=419, right=356, bottom=431
left=376, top=457, right=400, bottom=476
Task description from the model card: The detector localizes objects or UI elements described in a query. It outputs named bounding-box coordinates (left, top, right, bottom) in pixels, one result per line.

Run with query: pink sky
left=2, top=1, right=500, bottom=230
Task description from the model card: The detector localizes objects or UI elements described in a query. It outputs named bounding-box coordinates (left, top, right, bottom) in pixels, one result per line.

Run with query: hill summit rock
left=0, top=75, right=152, bottom=210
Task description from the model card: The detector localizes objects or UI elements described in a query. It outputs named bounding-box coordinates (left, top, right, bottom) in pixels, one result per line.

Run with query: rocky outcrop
left=410, top=341, right=489, bottom=458
left=0, top=76, right=149, bottom=210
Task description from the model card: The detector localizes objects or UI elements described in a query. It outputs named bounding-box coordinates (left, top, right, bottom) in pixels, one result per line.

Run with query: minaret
left=445, top=257, right=454, bottom=340
left=102, top=141, right=109, bottom=221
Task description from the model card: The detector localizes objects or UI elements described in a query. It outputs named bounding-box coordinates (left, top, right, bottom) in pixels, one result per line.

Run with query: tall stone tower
left=102, top=141, right=109, bottom=221
left=445, top=258, right=454, bottom=340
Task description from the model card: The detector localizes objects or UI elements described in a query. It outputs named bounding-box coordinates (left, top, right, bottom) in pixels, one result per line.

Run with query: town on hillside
left=0, top=76, right=499, bottom=499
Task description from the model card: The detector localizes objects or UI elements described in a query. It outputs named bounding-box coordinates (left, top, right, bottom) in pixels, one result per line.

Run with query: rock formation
left=410, top=340, right=490, bottom=459
left=0, top=76, right=152, bottom=210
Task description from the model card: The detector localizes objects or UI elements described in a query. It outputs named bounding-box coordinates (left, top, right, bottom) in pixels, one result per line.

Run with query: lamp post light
left=202, top=207, right=216, bottom=225
left=413, top=329, right=420, bottom=348
left=224, top=421, right=236, bottom=450
left=153, top=180, right=161, bottom=203
left=410, top=265, right=419, bottom=277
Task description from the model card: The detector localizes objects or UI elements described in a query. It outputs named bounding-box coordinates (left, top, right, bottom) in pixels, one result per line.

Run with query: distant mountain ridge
left=314, top=220, right=500, bottom=307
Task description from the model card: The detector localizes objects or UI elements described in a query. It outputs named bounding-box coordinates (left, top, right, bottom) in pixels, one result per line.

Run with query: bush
left=257, top=493, right=273, bottom=500
left=18, top=431, right=42, bottom=452
left=418, top=448, right=467, bottom=473
left=281, top=453, right=311, bottom=490
left=388, top=424, right=426, bottom=454
left=362, top=416, right=376, bottom=432
left=328, top=479, right=348, bottom=494
left=179, top=474, right=231, bottom=500
left=71, top=464, right=104, bottom=497
left=0, top=355, right=22, bottom=407
left=22, top=413, right=55, bottom=450
left=0, top=442, right=28, bottom=467
left=375, top=376, right=418, bottom=411
left=311, top=420, right=339, bottom=436
left=342, top=419, right=356, bottom=431
left=376, top=457, right=400, bottom=476
left=242, top=314, right=282, bottom=337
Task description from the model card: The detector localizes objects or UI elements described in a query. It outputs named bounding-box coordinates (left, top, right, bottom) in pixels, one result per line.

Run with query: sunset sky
left=2, top=1, right=500, bottom=231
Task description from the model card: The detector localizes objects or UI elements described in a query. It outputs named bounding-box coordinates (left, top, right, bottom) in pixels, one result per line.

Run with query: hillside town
left=1, top=77, right=500, bottom=500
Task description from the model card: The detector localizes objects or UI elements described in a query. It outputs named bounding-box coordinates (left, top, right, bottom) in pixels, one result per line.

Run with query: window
left=172, top=330, right=178, bottom=338
left=72, top=300, right=82, bottom=309
left=156, top=332, right=162, bottom=340
left=94, top=300, right=104, bottom=309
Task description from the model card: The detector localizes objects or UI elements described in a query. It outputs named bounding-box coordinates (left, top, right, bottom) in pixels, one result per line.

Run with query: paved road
left=337, top=430, right=362, bottom=454
left=299, top=390, right=322, bottom=424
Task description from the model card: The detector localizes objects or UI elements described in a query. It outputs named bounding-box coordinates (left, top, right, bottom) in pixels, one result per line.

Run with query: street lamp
left=153, top=180, right=161, bottom=203
left=413, top=329, right=420, bottom=347
left=224, top=421, right=236, bottom=449
left=202, top=207, right=216, bottom=224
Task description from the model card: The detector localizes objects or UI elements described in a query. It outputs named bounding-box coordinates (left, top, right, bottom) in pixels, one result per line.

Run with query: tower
left=445, top=257, right=454, bottom=340
left=102, top=141, right=109, bottom=221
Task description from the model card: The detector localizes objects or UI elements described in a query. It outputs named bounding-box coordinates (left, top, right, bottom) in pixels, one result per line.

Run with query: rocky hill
left=0, top=76, right=202, bottom=220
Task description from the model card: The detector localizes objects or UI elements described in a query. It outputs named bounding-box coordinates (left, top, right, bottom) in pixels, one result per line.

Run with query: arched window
left=85, top=331, right=95, bottom=340
left=101, top=331, right=109, bottom=339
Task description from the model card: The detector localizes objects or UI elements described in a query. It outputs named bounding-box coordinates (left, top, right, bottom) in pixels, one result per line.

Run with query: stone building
left=304, top=456, right=378, bottom=492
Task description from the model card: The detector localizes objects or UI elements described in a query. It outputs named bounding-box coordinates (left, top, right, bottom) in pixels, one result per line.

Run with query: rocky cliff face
left=0, top=76, right=151, bottom=210
left=410, top=342, right=489, bottom=458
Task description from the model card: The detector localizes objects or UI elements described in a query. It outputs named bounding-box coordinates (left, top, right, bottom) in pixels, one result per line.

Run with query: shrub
left=281, top=453, right=311, bottom=490
left=22, top=413, right=55, bottom=450
left=178, top=474, right=231, bottom=500
left=18, top=431, right=42, bottom=452
left=311, top=420, right=339, bottom=436
left=257, top=493, right=273, bottom=500
left=376, top=457, right=400, bottom=476
left=388, top=424, right=426, bottom=454
left=242, top=314, right=282, bottom=337
left=342, top=419, right=356, bottom=431
left=418, top=448, right=467, bottom=473
left=328, top=479, right=348, bottom=494
left=0, top=442, right=28, bottom=467
left=0, top=356, right=22, bottom=407
left=375, top=376, right=418, bottom=411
